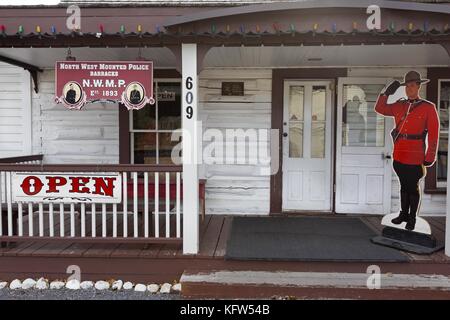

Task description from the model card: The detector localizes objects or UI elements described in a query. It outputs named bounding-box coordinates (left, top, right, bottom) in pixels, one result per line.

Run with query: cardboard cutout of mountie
left=55, top=61, right=155, bottom=110
left=372, top=71, right=443, bottom=253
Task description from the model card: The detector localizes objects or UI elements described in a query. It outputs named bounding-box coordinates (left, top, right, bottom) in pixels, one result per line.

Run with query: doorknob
left=383, top=153, right=392, bottom=159
left=283, top=132, right=288, bottom=137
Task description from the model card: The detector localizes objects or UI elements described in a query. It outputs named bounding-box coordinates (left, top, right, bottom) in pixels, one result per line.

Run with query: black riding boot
left=406, top=192, right=420, bottom=231
left=392, top=190, right=410, bottom=224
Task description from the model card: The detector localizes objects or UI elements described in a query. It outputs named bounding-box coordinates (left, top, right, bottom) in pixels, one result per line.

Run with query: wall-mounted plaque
left=221, top=82, right=244, bottom=96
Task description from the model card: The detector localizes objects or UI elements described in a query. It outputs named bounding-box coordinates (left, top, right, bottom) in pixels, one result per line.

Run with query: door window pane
left=157, top=82, right=181, bottom=130
left=131, top=81, right=181, bottom=164
left=311, top=122, right=325, bottom=158
left=342, top=84, right=385, bottom=147
left=312, top=86, right=326, bottom=121
left=159, top=132, right=180, bottom=165
left=289, top=122, right=303, bottom=158
left=311, top=86, right=326, bottom=158
left=289, top=86, right=304, bottom=121
left=133, top=132, right=156, bottom=164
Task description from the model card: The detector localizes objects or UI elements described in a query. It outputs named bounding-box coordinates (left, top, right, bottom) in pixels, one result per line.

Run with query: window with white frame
left=437, top=80, right=450, bottom=188
left=130, top=80, right=181, bottom=164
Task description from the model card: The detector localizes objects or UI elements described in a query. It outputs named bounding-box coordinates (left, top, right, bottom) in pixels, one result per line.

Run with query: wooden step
left=180, top=270, right=450, bottom=299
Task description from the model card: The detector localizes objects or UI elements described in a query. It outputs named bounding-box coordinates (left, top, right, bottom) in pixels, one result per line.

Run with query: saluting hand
left=383, top=80, right=401, bottom=96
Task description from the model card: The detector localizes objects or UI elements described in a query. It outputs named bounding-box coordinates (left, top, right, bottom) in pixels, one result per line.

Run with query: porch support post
left=181, top=43, right=199, bottom=255
left=442, top=42, right=450, bottom=257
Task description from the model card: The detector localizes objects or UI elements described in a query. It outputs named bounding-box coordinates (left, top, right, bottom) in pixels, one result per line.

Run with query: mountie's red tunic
left=374, top=95, right=439, bottom=165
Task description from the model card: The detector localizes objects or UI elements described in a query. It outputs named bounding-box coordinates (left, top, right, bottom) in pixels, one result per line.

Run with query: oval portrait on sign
left=125, top=81, right=145, bottom=105
left=62, top=81, right=83, bottom=105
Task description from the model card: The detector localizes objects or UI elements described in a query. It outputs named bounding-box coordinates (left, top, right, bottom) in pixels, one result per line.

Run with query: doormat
left=225, top=216, right=410, bottom=262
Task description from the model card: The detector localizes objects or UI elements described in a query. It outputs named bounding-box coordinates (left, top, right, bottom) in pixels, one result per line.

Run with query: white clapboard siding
left=32, top=69, right=119, bottom=163
left=348, top=67, right=445, bottom=217
left=199, top=68, right=272, bottom=215
left=0, top=62, right=32, bottom=156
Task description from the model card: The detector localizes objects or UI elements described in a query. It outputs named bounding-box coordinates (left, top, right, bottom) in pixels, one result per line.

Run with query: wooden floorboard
left=0, top=214, right=448, bottom=263
left=59, top=242, right=94, bottom=257
left=198, top=215, right=224, bottom=258
left=214, top=216, right=233, bottom=258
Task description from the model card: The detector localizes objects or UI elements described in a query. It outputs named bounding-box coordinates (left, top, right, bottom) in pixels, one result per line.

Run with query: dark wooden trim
left=119, top=69, right=182, bottom=164
left=0, top=164, right=182, bottom=172
left=425, top=67, right=450, bottom=194
left=0, top=154, right=43, bottom=163
left=2, top=34, right=450, bottom=49
left=270, top=68, right=347, bottom=214
left=119, top=105, right=130, bottom=164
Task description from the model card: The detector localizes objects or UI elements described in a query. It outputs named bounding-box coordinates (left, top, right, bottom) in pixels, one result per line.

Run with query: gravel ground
left=0, top=289, right=183, bottom=300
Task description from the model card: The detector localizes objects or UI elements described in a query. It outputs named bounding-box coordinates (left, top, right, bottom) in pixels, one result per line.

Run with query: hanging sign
left=12, top=172, right=122, bottom=204
left=55, top=61, right=155, bottom=110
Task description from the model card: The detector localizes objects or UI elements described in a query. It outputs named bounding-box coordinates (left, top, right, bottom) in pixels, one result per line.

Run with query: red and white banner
left=12, top=173, right=122, bottom=204
left=55, top=61, right=155, bottom=110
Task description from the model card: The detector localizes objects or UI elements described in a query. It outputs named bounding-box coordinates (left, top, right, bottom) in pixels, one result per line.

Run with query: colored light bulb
left=18, top=25, right=24, bottom=33
left=36, top=25, right=41, bottom=33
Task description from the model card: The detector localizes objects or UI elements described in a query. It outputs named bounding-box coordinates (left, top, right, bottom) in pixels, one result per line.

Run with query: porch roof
left=0, top=0, right=449, bottom=48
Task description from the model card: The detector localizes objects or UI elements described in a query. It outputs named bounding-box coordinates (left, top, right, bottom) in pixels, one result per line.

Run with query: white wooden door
left=282, top=81, right=333, bottom=211
left=335, top=78, right=394, bottom=214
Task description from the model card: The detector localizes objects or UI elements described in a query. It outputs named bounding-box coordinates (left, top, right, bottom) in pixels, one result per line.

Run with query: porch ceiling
left=0, top=47, right=177, bottom=69
left=203, top=44, right=450, bottom=67
left=0, top=43, right=448, bottom=69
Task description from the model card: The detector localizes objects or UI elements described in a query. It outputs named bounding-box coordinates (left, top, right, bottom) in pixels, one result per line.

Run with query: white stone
left=35, top=278, right=49, bottom=290
left=50, top=281, right=65, bottom=290
left=147, top=284, right=160, bottom=294
left=159, top=283, right=172, bottom=294
left=172, top=283, right=182, bottom=292
left=0, top=282, right=8, bottom=289
left=21, top=278, right=37, bottom=290
left=112, top=280, right=123, bottom=291
left=94, top=280, right=110, bottom=290
left=65, top=279, right=81, bottom=290
left=123, top=281, right=134, bottom=290
left=80, top=281, right=94, bottom=290
left=134, top=284, right=147, bottom=292
left=9, top=279, right=22, bottom=290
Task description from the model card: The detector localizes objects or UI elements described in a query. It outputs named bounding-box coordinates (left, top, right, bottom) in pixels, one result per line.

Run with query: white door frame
left=335, top=77, right=394, bottom=214
left=282, top=80, right=334, bottom=212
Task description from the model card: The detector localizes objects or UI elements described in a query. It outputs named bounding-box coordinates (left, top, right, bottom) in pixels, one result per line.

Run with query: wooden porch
left=0, top=214, right=448, bottom=284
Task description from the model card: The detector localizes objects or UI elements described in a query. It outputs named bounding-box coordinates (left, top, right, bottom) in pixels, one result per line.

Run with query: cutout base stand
left=372, top=226, right=444, bottom=255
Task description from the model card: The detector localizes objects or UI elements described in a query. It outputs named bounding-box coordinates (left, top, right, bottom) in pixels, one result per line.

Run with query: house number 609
left=185, top=76, right=193, bottom=119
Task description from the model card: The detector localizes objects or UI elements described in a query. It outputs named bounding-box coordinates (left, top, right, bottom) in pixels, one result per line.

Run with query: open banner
left=55, top=61, right=155, bottom=110
left=12, top=173, right=122, bottom=204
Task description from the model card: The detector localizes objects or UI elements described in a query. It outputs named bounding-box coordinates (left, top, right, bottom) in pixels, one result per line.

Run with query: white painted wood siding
left=0, top=62, right=32, bottom=157
left=32, top=69, right=119, bottom=164
left=199, top=68, right=272, bottom=215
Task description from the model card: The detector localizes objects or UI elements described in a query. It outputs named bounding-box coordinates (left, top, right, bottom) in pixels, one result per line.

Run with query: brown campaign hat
left=399, top=71, right=430, bottom=86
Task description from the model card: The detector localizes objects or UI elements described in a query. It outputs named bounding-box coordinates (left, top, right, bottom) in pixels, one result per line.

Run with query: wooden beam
left=0, top=54, right=43, bottom=93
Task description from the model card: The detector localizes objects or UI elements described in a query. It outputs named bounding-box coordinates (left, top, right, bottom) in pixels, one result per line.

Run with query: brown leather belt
left=396, top=133, right=426, bottom=140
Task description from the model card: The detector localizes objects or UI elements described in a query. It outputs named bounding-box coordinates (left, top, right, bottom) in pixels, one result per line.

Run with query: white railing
left=0, top=163, right=183, bottom=244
